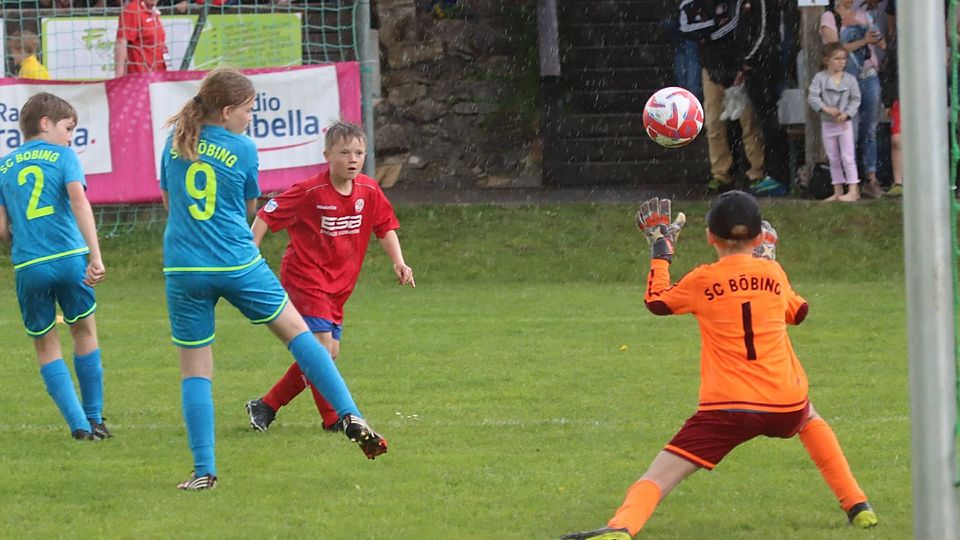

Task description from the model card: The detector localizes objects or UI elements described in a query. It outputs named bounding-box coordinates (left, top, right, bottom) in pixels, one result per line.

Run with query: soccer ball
left=642, top=87, right=704, bottom=148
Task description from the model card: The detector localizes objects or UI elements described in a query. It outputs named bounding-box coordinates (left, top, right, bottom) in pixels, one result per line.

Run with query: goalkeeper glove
left=635, top=197, right=686, bottom=262
left=752, top=220, right=779, bottom=261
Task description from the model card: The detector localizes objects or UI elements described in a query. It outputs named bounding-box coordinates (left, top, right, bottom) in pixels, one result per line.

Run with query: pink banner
left=0, top=63, right=360, bottom=204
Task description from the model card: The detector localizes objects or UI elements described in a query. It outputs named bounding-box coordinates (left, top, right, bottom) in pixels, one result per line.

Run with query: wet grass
left=0, top=200, right=912, bottom=538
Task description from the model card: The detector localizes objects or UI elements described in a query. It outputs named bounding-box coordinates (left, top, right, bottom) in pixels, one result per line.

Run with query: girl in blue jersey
left=160, top=69, right=387, bottom=491
left=0, top=93, right=110, bottom=441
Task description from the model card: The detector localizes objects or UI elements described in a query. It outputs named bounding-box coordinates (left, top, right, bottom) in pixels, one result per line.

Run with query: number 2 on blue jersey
left=186, top=162, right=217, bottom=220
left=17, top=165, right=54, bottom=220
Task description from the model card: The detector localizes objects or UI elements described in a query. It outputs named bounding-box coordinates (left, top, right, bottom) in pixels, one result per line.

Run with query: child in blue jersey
left=160, top=69, right=388, bottom=491
left=0, top=92, right=110, bottom=441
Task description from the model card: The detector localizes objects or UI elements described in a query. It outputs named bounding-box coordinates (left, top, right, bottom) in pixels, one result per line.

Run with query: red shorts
left=664, top=403, right=810, bottom=470
left=890, top=100, right=900, bottom=136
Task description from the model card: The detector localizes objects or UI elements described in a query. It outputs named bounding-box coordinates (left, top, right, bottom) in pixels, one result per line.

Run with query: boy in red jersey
left=561, top=192, right=876, bottom=539
left=245, top=121, right=414, bottom=435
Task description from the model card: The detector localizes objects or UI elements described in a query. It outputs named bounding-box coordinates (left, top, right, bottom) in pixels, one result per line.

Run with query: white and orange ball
left=642, top=87, right=704, bottom=148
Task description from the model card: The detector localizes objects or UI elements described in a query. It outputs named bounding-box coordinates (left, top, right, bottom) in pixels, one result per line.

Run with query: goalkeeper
left=561, top=191, right=877, bottom=540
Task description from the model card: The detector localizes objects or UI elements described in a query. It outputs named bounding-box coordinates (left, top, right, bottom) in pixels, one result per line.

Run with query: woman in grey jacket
left=809, top=42, right=863, bottom=202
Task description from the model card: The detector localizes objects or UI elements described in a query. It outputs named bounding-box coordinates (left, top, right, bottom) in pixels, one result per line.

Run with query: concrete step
left=568, top=89, right=665, bottom=113
left=559, top=0, right=666, bottom=24
left=563, top=44, right=673, bottom=70
left=542, top=156, right=711, bottom=188
left=564, top=66, right=676, bottom=92
left=553, top=113, right=648, bottom=138
left=550, top=136, right=705, bottom=162
left=559, top=21, right=663, bottom=48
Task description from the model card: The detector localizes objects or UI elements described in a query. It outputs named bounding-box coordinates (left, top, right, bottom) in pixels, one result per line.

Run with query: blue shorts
left=302, top=316, right=342, bottom=341
left=164, top=260, right=288, bottom=348
left=15, top=255, right=96, bottom=337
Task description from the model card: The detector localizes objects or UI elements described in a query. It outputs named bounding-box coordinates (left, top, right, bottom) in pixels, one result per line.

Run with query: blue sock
left=73, top=349, right=103, bottom=423
left=288, top=331, right=360, bottom=418
left=40, top=359, right=90, bottom=433
left=181, top=377, right=216, bottom=478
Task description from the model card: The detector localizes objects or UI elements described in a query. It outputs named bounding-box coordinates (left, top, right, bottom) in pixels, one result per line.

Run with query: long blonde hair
left=164, top=68, right=255, bottom=162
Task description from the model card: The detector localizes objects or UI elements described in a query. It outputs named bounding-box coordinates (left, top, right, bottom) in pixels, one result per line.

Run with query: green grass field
left=0, top=200, right=913, bottom=539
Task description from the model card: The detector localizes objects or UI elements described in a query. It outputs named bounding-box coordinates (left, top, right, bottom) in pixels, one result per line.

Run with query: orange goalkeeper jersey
left=644, top=255, right=810, bottom=413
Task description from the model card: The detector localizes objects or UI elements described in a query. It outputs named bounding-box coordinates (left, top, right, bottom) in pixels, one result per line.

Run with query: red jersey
left=257, top=171, right=400, bottom=323
left=117, top=0, right=167, bottom=73
left=644, top=255, right=810, bottom=414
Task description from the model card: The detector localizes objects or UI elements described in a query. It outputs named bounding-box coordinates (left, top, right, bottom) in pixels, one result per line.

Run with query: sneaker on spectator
left=861, top=180, right=884, bottom=199
left=886, top=183, right=903, bottom=197
left=748, top=176, right=787, bottom=197
left=706, top=177, right=733, bottom=194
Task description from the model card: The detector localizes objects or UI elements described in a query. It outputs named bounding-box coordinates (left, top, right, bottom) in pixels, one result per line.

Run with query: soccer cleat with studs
left=342, top=414, right=388, bottom=459
left=245, top=398, right=276, bottom=432
left=72, top=428, right=97, bottom=441
left=88, top=418, right=113, bottom=439
left=177, top=472, right=218, bottom=491
left=846, top=501, right=878, bottom=529
left=323, top=418, right=344, bottom=433
left=559, top=526, right=632, bottom=540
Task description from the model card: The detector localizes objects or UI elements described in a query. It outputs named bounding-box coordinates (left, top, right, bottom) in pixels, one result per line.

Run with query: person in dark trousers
left=737, top=0, right=791, bottom=196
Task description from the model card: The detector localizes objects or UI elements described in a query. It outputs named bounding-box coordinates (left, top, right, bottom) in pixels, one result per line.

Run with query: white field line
left=0, top=414, right=910, bottom=433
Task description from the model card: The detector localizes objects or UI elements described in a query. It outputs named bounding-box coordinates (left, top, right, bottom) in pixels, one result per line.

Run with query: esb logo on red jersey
left=321, top=215, right=363, bottom=236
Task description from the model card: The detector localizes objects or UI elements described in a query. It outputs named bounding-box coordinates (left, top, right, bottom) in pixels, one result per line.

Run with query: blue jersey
left=0, top=140, right=88, bottom=270
left=160, top=125, right=262, bottom=273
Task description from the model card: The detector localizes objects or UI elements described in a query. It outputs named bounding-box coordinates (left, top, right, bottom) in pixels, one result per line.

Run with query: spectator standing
left=662, top=13, right=703, bottom=100
left=736, top=0, right=791, bottom=196
left=820, top=0, right=886, bottom=198
left=882, top=0, right=902, bottom=196
left=809, top=43, right=863, bottom=201
left=9, top=31, right=50, bottom=80
left=679, top=0, right=770, bottom=195
left=114, top=0, right=167, bottom=77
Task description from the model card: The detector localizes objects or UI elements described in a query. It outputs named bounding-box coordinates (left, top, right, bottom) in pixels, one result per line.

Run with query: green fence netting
left=1, top=0, right=361, bottom=234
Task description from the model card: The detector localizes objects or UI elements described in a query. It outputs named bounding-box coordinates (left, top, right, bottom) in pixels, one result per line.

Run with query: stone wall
left=373, top=0, right=541, bottom=189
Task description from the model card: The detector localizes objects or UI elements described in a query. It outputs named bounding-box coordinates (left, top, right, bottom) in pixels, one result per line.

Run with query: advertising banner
left=0, top=82, right=112, bottom=174
left=42, top=14, right=301, bottom=81
left=0, top=63, right=360, bottom=204
left=192, top=14, right=302, bottom=70
left=42, top=16, right=196, bottom=80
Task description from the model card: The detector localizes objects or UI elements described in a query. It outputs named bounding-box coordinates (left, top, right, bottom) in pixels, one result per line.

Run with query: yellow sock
left=607, top=479, right=661, bottom=535
left=799, top=417, right=867, bottom=511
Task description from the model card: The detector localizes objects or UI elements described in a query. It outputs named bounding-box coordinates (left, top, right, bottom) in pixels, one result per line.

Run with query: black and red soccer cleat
left=342, top=414, right=388, bottom=460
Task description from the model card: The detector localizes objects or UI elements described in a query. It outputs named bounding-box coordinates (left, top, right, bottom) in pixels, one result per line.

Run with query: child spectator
left=10, top=31, right=50, bottom=80
left=160, top=70, right=387, bottom=490
left=244, top=121, right=415, bottom=434
left=809, top=42, right=863, bottom=202
left=0, top=93, right=109, bottom=441
left=561, top=193, right=877, bottom=539
left=821, top=0, right=886, bottom=199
